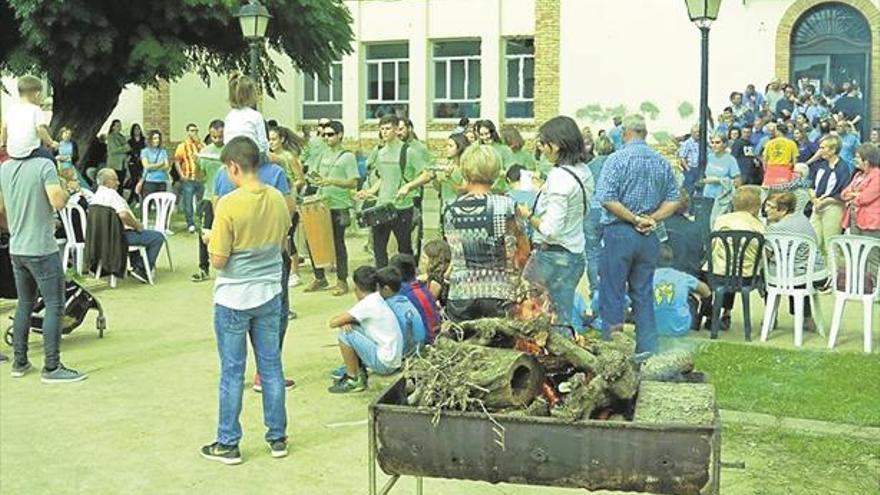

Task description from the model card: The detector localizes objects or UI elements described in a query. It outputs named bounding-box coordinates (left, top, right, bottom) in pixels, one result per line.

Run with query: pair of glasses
left=711, top=141, right=724, bottom=144
left=322, top=132, right=336, bottom=137
left=188, top=129, right=198, bottom=133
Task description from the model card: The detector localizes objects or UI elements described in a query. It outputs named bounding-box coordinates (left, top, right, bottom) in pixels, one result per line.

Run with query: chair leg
left=110, top=275, right=117, bottom=289
left=793, top=295, right=805, bottom=347
left=828, top=295, right=847, bottom=349
left=761, top=290, right=779, bottom=342
left=809, top=292, right=826, bottom=337
left=164, top=238, right=174, bottom=272
left=710, top=289, right=724, bottom=340
left=741, top=289, right=753, bottom=342
left=864, top=298, right=874, bottom=353
left=141, top=248, right=154, bottom=285
left=62, top=245, right=70, bottom=272
left=75, top=246, right=84, bottom=276
left=95, top=261, right=103, bottom=280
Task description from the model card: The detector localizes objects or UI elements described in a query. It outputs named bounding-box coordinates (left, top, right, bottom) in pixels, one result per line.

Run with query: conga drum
left=300, top=196, right=336, bottom=268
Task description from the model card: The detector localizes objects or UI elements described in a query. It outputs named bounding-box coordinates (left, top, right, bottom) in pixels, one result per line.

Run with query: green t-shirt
left=438, top=165, right=465, bottom=205
left=375, top=140, right=423, bottom=209
left=0, top=157, right=60, bottom=256
left=510, top=149, right=536, bottom=171
left=303, top=135, right=326, bottom=172
left=405, top=138, right=432, bottom=198
left=198, top=144, right=224, bottom=200
left=493, top=143, right=515, bottom=169
left=318, top=147, right=359, bottom=210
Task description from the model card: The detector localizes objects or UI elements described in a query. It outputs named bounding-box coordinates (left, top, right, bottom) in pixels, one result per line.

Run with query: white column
left=409, top=0, right=429, bottom=137
left=342, top=0, right=362, bottom=139
left=480, top=0, right=502, bottom=124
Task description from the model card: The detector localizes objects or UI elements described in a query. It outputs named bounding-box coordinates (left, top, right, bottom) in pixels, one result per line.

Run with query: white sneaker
left=288, top=273, right=301, bottom=287
left=165, top=229, right=174, bottom=237
left=188, top=225, right=196, bottom=234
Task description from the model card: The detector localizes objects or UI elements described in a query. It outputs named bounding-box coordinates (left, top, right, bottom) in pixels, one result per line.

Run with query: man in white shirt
left=327, top=265, right=402, bottom=394
left=90, top=168, right=165, bottom=282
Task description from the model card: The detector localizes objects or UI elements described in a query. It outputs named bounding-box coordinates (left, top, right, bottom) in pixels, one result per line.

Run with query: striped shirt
left=174, top=138, right=204, bottom=181
left=596, top=140, right=680, bottom=225
left=766, top=213, right=825, bottom=277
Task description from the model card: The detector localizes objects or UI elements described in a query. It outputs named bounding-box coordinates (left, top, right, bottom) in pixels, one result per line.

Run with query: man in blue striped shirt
left=595, top=115, right=680, bottom=355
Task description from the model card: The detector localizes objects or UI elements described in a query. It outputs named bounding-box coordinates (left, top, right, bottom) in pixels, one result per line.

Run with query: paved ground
left=0, top=205, right=877, bottom=494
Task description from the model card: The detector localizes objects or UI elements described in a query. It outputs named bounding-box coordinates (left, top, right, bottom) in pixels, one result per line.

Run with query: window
left=303, top=62, right=343, bottom=120
left=433, top=40, right=481, bottom=119
left=365, top=43, right=409, bottom=120
left=505, top=38, right=534, bottom=119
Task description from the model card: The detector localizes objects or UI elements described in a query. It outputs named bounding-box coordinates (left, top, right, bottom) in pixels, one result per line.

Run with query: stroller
left=4, top=278, right=106, bottom=345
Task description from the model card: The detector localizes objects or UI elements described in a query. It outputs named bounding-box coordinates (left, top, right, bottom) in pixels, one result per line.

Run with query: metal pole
left=249, top=39, right=260, bottom=82
left=698, top=25, right=710, bottom=179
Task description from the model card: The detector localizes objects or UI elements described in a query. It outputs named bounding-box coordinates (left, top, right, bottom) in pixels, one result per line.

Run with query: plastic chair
left=95, top=246, right=153, bottom=288
left=827, top=235, right=880, bottom=353
left=760, top=233, right=827, bottom=347
left=706, top=230, right=766, bottom=341
left=59, top=203, right=87, bottom=275
left=142, top=192, right=176, bottom=271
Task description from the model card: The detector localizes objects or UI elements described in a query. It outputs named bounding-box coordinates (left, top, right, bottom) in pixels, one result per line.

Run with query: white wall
left=559, top=0, right=797, bottom=137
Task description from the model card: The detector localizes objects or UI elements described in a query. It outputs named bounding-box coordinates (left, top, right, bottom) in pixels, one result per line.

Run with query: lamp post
left=235, top=1, right=272, bottom=81
left=685, top=0, right=721, bottom=179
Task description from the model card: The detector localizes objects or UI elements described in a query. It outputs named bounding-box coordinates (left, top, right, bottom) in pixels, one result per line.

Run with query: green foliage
left=575, top=104, right=628, bottom=124
left=678, top=101, right=695, bottom=119
left=639, top=101, right=660, bottom=120
left=651, top=131, right=677, bottom=146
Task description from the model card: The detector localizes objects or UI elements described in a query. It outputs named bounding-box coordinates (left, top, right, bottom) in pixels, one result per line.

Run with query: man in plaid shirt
left=175, top=122, right=205, bottom=233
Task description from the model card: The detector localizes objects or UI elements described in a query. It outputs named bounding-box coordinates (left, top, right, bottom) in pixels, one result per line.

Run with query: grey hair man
left=594, top=114, right=680, bottom=356
left=91, top=168, right=165, bottom=283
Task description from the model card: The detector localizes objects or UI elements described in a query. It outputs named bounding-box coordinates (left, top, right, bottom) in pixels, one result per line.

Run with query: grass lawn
left=694, top=341, right=880, bottom=427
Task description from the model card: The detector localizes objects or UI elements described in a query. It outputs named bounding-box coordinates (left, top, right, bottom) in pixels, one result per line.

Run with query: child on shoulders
left=0, top=76, right=57, bottom=161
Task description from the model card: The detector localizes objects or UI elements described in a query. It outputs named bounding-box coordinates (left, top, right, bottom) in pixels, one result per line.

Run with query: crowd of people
left=1, top=72, right=878, bottom=465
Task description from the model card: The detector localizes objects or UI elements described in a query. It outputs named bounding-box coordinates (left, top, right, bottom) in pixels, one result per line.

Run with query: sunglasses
left=711, top=140, right=724, bottom=144
left=322, top=132, right=336, bottom=137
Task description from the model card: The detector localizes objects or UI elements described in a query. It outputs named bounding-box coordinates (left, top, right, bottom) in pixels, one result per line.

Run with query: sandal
left=191, top=270, right=210, bottom=282
left=303, top=279, right=329, bottom=292
left=332, top=282, right=349, bottom=297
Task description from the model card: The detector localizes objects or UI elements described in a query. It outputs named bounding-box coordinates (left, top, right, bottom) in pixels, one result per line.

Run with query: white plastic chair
left=95, top=246, right=154, bottom=287
left=141, top=192, right=176, bottom=271
left=827, top=235, right=880, bottom=353
left=760, top=233, right=827, bottom=347
left=59, top=203, right=87, bottom=275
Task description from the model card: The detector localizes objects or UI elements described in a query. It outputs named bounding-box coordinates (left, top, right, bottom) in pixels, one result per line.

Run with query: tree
left=0, top=0, right=353, bottom=159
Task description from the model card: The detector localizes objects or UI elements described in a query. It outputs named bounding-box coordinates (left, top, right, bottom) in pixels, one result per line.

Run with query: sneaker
left=188, top=225, right=196, bottom=234
left=200, top=442, right=242, bottom=465
left=288, top=309, right=298, bottom=321
left=41, top=364, right=87, bottom=383
left=328, top=374, right=366, bottom=394
left=332, top=281, right=349, bottom=297
left=267, top=438, right=288, bottom=458
left=10, top=360, right=32, bottom=378
left=128, top=267, right=149, bottom=284
left=253, top=373, right=296, bottom=392
left=287, top=273, right=301, bottom=288
left=191, top=269, right=210, bottom=282
left=329, top=365, right=347, bottom=380
left=303, top=279, right=329, bottom=293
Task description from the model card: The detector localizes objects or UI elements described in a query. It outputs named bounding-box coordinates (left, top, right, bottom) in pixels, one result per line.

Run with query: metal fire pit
left=368, top=378, right=721, bottom=495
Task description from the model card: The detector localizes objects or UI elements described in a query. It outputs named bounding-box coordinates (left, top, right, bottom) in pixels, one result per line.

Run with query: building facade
left=3, top=0, right=878, bottom=152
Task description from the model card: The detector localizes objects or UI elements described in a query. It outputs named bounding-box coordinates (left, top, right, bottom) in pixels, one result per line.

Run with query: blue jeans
left=11, top=253, right=65, bottom=369
left=599, top=223, right=660, bottom=354
left=214, top=295, right=287, bottom=446
left=337, top=325, right=397, bottom=375
left=524, top=249, right=585, bottom=336
left=125, top=229, right=165, bottom=271
left=180, top=180, right=205, bottom=227
left=584, top=207, right=603, bottom=293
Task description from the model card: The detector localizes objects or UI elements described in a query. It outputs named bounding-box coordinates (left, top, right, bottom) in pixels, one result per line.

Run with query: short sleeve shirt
left=209, top=184, right=291, bottom=310
left=762, top=137, right=798, bottom=167
left=375, top=141, right=422, bottom=209
left=0, top=158, right=60, bottom=255
left=703, top=153, right=740, bottom=199
left=385, top=294, right=427, bottom=352
left=443, top=193, right=518, bottom=301
left=348, top=292, right=403, bottom=368
left=4, top=102, right=44, bottom=158
left=214, top=163, right=291, bottom=199
left=90, top=186, right=133, bottom=229
left=174, top=139, right=204, bottom=181
left=141, top=147, right=170, bottom=183
left=318, top=149, right=359, bottom=210
left=653, top=268, right=699, bottom=335
left=197, top=144, right=224, bottom=199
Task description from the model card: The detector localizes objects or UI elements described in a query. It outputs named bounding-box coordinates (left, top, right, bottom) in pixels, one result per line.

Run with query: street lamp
left=685, top=0, right=721, bottom=179
left=235, top=0, right=272, bottom=81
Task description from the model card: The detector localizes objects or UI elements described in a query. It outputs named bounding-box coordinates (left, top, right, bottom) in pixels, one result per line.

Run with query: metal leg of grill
left=416, top=477, right=423, bottom=495
left=369, top=410, right=376, bottom=495
left=378, top=475, right=400, bottom=495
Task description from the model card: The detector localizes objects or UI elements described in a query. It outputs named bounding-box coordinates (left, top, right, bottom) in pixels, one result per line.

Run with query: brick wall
left=534, top=0, right=560, bottom=124
left=143, top=80, right=171, bottom=139
left=775, top=0, right=880, bottom=128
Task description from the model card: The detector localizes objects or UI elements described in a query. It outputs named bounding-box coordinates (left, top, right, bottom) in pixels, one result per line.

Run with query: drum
left=300, top=196, right=336, bottom=268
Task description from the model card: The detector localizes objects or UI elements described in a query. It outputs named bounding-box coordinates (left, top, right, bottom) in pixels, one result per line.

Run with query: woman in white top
left=517, top=116, right=594, bottom=337
left=223, top=74, right=269, bottom=157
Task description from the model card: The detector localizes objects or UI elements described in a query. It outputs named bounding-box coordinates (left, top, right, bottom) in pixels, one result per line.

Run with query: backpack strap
left=558, top=165, right=588, bottom=212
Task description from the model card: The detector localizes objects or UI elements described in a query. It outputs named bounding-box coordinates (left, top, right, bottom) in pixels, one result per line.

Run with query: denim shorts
left=337, top=326, right=397, bottom=375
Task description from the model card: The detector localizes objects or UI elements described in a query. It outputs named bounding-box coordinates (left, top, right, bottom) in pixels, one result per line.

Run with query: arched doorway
left=790, top=2, right=872, bottom=130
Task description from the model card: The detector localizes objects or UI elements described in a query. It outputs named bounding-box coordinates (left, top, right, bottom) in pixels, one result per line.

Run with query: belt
left=537, top=243, right=570, bottom=253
